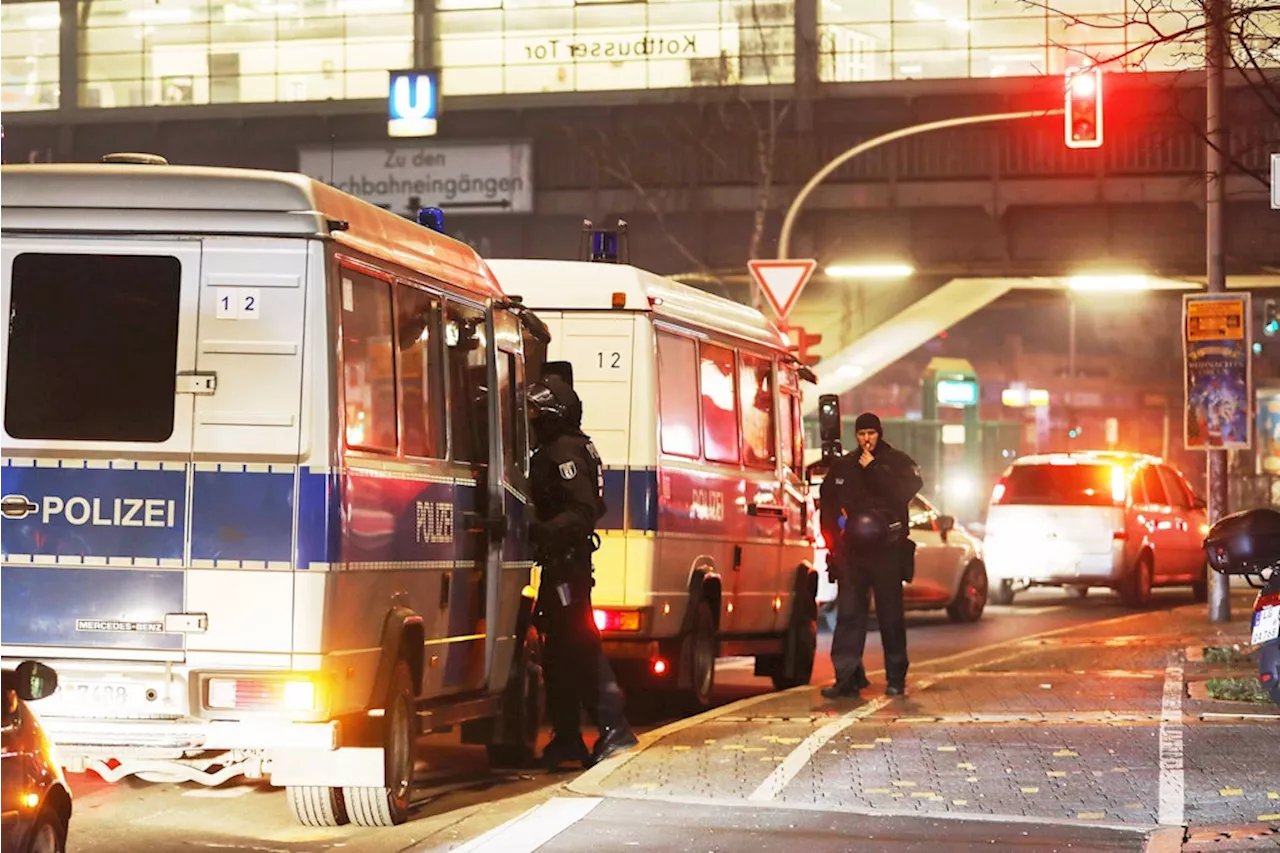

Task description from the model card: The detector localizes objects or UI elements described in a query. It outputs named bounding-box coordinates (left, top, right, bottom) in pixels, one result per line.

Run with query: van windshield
left=1001, top=463, right=1119, bottom=507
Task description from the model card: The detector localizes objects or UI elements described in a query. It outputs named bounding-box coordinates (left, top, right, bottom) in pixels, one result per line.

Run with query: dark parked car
left=2, top=661, right=71, bottom=853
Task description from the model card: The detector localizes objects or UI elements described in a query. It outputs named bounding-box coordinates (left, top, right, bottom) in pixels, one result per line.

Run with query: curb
left=569, top=601, right=1185, bottom=799
left=1144, top=827, right=1187, bottom=853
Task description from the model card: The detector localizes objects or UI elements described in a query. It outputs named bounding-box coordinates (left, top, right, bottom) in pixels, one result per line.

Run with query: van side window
left=785, top=392, right=804, bottom=471
left=779, top=390, right=794, bottom=472
left=497, top=351, right=528, bottom=481
left=700, top=342, right=740, bottom=464
left=5, top=253, right=182, bottom=443
left=655, top=330, right=700, bottom=458
left=396, top=284, right=445, bottom=459
left=740, top=353, right=776, bottom=468
left=341, top=270, right=397, bottom=452
left=445, top=301, right=489, bottom=464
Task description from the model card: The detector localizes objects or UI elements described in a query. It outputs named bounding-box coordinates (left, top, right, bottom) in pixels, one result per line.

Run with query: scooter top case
left=1203, top=507, right=1280, bottom=575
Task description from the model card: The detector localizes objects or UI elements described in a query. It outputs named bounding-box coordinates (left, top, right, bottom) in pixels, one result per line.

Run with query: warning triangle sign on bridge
left=747, top=259, right=817, bottom=322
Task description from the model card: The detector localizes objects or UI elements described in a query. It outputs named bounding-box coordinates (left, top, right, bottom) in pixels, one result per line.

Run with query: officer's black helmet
left=528, top=375, right=579, bottom=442
left=846, top=510, right=890, bottom=548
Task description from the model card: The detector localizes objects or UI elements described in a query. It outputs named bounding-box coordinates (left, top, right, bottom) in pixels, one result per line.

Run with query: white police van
left=487, top=252, right=818, bottom=709
left=0, top=158, right=547, bottom=827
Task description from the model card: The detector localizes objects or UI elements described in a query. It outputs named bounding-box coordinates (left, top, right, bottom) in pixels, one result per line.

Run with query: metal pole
left=1206, top=0, right=1231, bottom=622
left=777, top=109, right=1065, bottom=260
left=1067, top=294, right=1077, bottom=385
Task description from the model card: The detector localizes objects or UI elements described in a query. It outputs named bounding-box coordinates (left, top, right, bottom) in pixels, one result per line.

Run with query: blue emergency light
left=417, top=207, right=445, bottom=234
left=590, top=230, right=620, bottom=263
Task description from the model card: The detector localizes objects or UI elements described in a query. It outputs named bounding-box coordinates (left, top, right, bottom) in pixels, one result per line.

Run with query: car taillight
left=206, top=678, right=316, bottom=712
left=593, top=609, right=642, bottom=632
left=991, top=480, right=1007, bottom=504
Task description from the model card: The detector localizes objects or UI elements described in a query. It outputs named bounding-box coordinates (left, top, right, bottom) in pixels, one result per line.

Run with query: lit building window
left=1, top=1, right=61, bottom=112
left=817, top=0, right=1273, bottom=83
left=77, top=0, right=413, bottom=108
left=437, top=0, right=796, bottom=96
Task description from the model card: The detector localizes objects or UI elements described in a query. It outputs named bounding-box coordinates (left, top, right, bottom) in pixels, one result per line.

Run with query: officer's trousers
left=541, top=580, right=626, bottom=739
left=831, top=554, right=910, bottom=688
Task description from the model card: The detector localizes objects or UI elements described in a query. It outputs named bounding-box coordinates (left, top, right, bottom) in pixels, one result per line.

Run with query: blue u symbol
left=392, top=74, right=434, bottom=120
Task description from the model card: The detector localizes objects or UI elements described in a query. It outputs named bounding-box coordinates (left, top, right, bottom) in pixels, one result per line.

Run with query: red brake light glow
left=593, top=609, right=641, bottom=632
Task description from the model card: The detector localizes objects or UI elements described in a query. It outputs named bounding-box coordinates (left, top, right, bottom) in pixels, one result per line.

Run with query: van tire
left=772, top=596, right=817, bottom=691
left=344, top=661, right=415, bottom=827
left=678, top=601, right=717, bottom=711
left=487, top=627, right=543, bottom=768
left=989, top=580, right=1015, bottom=606
left=1120, top=554, right=1154, bottom=608
left=287, top=785, right=349, bottom=827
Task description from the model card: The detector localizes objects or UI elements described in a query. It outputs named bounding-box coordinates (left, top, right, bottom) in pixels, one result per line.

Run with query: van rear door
left=1, top=237, right=202, bottom=663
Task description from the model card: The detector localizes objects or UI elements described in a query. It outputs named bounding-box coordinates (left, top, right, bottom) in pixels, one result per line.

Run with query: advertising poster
left=1259, top=390, right=1280, bottom=476
left=1183, top=293, right=1252, bottom=450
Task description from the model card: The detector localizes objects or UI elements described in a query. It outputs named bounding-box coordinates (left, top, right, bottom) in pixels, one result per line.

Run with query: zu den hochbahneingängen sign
left=1183, top=292, right=1253, bottom=451
left=299, top=141, right=533, bottom=216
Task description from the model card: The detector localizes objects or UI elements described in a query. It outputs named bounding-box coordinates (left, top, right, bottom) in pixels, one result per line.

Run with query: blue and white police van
left=0, top=158, right=546, bottom=826
left=488, top=248, right=819, bottom=710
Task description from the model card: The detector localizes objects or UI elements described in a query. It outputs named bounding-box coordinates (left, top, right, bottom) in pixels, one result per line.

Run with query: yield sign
left=747, top=259, right=817, bottom=322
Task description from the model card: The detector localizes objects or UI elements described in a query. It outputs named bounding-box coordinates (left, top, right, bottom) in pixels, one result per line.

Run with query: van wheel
left=678, top=601, right=717, bottom=711
left=344, top=661, right=415, bottom=827
left=989, top=579, right=1015, bottom=606
left=487, top=627, right=543, bottom=768
left=772, top=597, right=817, bottom=690
left=1191, top=563, right=1209, bottom=603
left=287, top=785, right=349, bottom=827
left=946, top=563, right=988, bottom=623
left=1121, top=554, right=1154, bottom=608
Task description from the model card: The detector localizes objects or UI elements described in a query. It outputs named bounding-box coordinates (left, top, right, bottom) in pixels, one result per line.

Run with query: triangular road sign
left=748, top=259, right=817, bottom=322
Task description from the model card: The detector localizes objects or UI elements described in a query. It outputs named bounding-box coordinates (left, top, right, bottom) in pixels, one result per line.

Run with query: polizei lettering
left=524, top=35, right=698, bottom=61
left=41, top=496, right=177, bottom=528
left=415, top=500, right=455, bottom=545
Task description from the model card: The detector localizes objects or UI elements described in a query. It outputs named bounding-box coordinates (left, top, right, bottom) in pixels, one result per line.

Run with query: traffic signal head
left=1265, top=299, right=1278, bottom=336
left=1064, top=66, right=1103, bottom=149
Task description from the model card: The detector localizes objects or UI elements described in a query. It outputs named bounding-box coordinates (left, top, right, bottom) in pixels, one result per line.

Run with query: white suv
left=983, top=452, right=1209, bottom=606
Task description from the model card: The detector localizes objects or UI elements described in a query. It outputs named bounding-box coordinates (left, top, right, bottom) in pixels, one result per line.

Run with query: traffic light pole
left=776, top=108, right=1065, bottom=261
left=1205, top=0, right=1231, bottom=623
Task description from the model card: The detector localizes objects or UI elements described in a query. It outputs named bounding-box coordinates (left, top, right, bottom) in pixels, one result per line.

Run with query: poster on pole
left=1183, top=292, right=1252, bottom=451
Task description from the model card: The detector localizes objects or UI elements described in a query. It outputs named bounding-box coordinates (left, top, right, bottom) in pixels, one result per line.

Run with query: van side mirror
left=13, top=660, right=58, bottom=702
left=818, top=394, right=842, bottom=460
left=937, top=514, right=956, bottom=541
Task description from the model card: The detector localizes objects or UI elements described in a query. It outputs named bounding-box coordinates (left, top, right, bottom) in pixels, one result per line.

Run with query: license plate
left=41, top=682, right=135, bottom=717
left=1252, top=605, right=1280, bottom=645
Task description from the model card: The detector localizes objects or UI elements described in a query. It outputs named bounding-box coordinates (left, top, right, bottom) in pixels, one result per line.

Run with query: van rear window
left=1001, top=463, right=1118, bottom=507
left=5, top=253, right=181, bottom=442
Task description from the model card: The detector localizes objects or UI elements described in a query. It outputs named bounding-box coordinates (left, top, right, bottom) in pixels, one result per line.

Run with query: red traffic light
left=781, top=323, right=822, bottom=367
left=1064, top=66, right=1103, bottom=150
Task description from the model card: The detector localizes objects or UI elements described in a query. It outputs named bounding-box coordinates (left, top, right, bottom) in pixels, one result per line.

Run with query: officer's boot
left=591, top=719, right=639, bottom=764
left=541, top=732, right=593, bottom=770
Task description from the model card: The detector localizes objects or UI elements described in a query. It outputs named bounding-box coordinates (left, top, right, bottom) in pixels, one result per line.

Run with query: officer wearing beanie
left=527, top=374, right=638, bottom=768
left=819, top=411, right=923, bottom=698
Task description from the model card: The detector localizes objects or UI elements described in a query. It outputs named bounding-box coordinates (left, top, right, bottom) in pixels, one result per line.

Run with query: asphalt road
left=61, top=588, right=1196, bottom=853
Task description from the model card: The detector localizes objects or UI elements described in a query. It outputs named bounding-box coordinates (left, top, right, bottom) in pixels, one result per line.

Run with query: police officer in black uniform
left=819, top=412, right=924, bottom=699
left=527, top=375, right=638, bottom=768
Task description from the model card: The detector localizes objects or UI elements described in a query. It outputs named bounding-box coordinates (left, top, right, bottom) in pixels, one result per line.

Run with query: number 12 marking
left=216, top=287, right=261, bottom=321
left=597, top=352, right=621, bottom=369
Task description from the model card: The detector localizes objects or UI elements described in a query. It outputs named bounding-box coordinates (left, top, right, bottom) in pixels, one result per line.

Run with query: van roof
left=486, top=258, right=789, bottom=351
left=0, top=162, right=503, bottom=298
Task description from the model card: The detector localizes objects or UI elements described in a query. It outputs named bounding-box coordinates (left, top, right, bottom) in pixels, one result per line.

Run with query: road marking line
left=1157, top=663, right=1185, bottom=827
left=445, top=797, right=602, bottom=853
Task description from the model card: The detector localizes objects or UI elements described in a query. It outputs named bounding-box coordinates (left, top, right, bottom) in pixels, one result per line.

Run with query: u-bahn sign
left=299, top=141, right=533, bottom=216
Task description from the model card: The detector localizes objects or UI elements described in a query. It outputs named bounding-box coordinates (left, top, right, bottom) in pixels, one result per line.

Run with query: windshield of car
left=1000, top=463, right=1119, bottom=507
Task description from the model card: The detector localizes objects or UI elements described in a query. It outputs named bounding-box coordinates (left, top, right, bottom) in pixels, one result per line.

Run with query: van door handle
left=748, top=504, right=785, bottom=519
left=463, top=512, right=507, bottom=541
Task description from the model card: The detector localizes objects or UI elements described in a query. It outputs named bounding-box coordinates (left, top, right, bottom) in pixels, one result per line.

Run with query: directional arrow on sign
left=747, top=259, right=817, bottom=322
